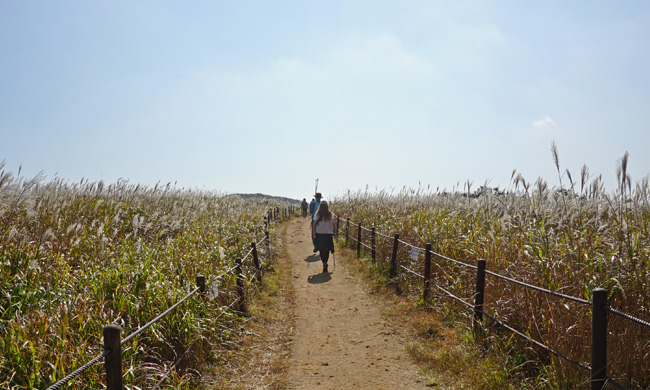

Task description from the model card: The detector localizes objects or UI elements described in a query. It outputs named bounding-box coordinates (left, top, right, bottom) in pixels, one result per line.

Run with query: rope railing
left=432, top=251, right=478, bottom=270
left=334, top=211, right=646, bottom=390
left=479, top=309, right=592, bottom=372
left=152, top=294, right=245, bottom=390
left=403, top=260, right=614, bottom=386
left=45, top=350, right=112, bottom=390
left=397, top=238, right=423, bottom=251
left=431, top=282, right=474, bottom=309
left=122, top=286, right=200, bottom=346
left=255, top=234, right=267, bottom=248
left=605, top=305, right=650, bottom=329
left=42, top=205, right=293, bottom=390
left=241, top=245, right=256, bottom=262
left=603, top=376, right=629, bottom=390
left=358, top=223, right=374, bottom=232
left=397, top=263, right=425, bottom=280
left=375, top=230, right=395, bottom=240
left=485, top=269, right=591, bottom=306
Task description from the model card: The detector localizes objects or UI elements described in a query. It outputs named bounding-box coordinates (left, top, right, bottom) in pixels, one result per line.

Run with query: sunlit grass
left=332, top=153, right=649, bottom=389
left=0, top=163, right=290, bottom=389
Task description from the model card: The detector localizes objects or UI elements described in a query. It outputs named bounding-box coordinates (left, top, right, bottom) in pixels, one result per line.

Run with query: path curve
left=284, top=217, right=429, bottom=389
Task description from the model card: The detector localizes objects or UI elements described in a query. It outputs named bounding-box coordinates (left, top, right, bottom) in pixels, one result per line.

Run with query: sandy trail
left=284, top=217, right=428, bottom=389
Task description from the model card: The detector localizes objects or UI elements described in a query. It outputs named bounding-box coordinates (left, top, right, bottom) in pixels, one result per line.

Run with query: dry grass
left=0, top=165, right=294, bottom=389
left=330, top=154, right=650, bottom=388
left=333, top=170, right=650, bottom=389
left=337, top=246, right=530, bottom=389
left=204, top=222, right=295, bottom=390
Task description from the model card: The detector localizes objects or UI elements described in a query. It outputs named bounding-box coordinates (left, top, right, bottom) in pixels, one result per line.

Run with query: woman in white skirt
left=312, top=200, right=336, bottom=273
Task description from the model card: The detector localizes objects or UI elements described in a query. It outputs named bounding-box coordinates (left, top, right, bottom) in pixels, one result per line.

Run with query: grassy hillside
left=0, top=166, right=286, bottom=389
left=332, top=160, right=649, bottom=389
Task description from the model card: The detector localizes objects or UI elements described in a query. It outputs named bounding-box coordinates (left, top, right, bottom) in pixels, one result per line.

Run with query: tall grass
left=332, top=153, right=649, bottom=389
left=0, top=162, right=287, bottom=390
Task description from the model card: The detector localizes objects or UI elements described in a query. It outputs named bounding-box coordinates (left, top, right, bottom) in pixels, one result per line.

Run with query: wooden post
left=235, top=258, right=246, bottom=313
left=104, top=325, right=123, bottom=390
left=390, top=233, right=399, bottom=278
left=251, top=242, right=262, bottom=283
left=346, top=218, right=350, bottom=247
left=357, top=223, right=362, bottom=258
left=591, top=288, right=608, bottom=390
left=371, top=227, right=376, bottom=263
left=265, top=230, right=270, bottom=252
left=336, top=216, right=340, bottom=236
left=474, top=259, right=486, bottom=324
left=423, top=244, right=432, bottom=300
left=196, top=275, right=206, bottom=296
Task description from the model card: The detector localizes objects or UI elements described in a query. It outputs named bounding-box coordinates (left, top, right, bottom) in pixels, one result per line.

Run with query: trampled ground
left=284, top=217, right=429, bottom=389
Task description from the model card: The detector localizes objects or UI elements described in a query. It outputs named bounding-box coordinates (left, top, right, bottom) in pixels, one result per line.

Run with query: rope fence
left=484, top=269, right=592, bottom=306
left=43, top=205, right=294, bottom=390
left=333, top=212, right=650, bottom=390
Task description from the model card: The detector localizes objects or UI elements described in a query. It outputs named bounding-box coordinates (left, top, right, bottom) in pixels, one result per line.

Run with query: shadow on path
left=307, top=272, right=331, bottom=284
left=304, top=254, right=321, bottom=263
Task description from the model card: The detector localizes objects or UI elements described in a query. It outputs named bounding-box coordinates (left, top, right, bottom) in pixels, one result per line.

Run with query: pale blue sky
left=1, top=1, right=649, bottom=200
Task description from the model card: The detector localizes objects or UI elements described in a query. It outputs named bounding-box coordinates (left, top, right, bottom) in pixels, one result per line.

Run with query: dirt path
left=284, top=217, right=429, bottom=389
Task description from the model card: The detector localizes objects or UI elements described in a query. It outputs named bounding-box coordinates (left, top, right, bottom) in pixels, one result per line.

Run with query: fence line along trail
left=284, top=217, right=429, bottom=389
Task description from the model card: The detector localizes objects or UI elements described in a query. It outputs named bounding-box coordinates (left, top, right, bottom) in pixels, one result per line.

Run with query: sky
left=1, top=1, right=649, bottom=201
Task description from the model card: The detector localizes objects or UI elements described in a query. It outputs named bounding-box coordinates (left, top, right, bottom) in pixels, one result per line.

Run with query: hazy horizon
left=2, top=1, right=649, bottom=201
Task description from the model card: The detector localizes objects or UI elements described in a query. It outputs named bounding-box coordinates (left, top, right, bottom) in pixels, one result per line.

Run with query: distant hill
left=232, top=193, right=300, bottom=205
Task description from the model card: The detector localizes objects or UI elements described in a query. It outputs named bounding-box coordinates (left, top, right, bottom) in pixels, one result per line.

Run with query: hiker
left=301, top=198, right=308, bottom=218
left=312, top=200, right=335, bottom=273
left=309, top=193, right=322, bottom=219
left=309, top=193, right=322, bottom=250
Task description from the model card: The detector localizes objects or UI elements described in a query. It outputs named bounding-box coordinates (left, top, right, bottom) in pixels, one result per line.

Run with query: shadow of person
left=304, top=254, right=321, bottom=263
left=307, top=272, right=331, bottom=284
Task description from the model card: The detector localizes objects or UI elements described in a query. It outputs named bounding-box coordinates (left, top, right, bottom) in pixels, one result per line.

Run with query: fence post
left=371, top=227, right=376, bottom=263
left=474, top=259, right=486, bottom=325
left=265, top=230, right=270, bottom=252
left=390, top=233, right=399, bottom=278
left=357, top=223, right=362, bottom=258
left=251, top=242, right=262, bottom=283
left=423, top=243, right=432, bottom=300
left=104, top=325, right=123, bottom=390
left=235, top=257, right=246, bottom=313
left=196, top=275, right=206, bottom=296
left=336, top=216, right=340, bottom=236
left=346, top=218, right=350, bottom=247
left=591, top=288, right=608, bottom=390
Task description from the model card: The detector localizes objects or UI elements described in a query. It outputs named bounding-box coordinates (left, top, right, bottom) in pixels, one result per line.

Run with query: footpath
left=284, top=217, right=429, bottom=389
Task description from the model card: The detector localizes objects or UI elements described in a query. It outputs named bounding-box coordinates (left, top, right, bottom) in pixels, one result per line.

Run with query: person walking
left=312, top=200, right=336, bottom=273
left=301, top=198, right=308, bottom=218
left=309, top=193, right=322, bottom=251
left=309, top=193, right=322, bottom=219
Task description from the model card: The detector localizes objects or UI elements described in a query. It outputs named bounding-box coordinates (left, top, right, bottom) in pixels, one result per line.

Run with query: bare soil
left=284, top=217, right=430, bottom=389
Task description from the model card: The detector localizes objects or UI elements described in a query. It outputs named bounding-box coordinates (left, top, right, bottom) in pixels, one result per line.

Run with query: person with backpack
left=301, top=198, right=308, bottom=218
left=309, top=193, right=321, bottom=218
left=312, top=200, right=336, bottom=273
